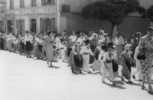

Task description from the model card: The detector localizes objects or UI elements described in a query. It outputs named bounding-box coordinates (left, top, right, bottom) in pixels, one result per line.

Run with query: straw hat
left=107, top=42, right=114, bottom=49
left=124, top=44, right=132, bottom=50
left=92, top=32, right=98, bottom=37
left=148, top=26, right=153, bottom=31
left=100, top=29, right=105, bottom=33
left=103, top=32, right=108, bottom=36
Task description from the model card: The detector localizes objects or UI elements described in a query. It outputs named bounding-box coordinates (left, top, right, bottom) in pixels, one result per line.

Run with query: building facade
left=59, top=0, right=153, bottom=33
left=59, top=0, right=105, bottom=13
left=5, top=0, right=153, bottom=34
left=0, top=0, right=6, bottom=33
left=5, top=0, right=106, bottom=34
left=58, top=0, right=106, bottom=32
left=6, top=0, right=58, bottom=34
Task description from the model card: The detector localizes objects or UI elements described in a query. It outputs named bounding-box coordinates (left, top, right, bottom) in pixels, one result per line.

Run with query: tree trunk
left=112, top=24, right=119, bottom=38
left=150, top=21, right=153, bottom=27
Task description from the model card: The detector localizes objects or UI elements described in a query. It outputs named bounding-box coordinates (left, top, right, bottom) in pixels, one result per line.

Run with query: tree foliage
left=81, top=0, right=143, bottom=25
left=147, top=5, right=153, bottom=21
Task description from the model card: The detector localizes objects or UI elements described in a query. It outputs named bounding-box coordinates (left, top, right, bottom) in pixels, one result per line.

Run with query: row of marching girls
left=67, top=30, right=116, bottom=76
left=68, top=28, right=153, bottom=93
left=0, top=31, right=36, bottom=55
left=67, top=30, right=144, bottom=86
left=0, top=31, right=65, bottom=68
left=134, top=26, right=153, bottom=94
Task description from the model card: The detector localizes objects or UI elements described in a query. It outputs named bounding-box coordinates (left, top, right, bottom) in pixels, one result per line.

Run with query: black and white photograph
left=0, top=0, right=153, bottom=100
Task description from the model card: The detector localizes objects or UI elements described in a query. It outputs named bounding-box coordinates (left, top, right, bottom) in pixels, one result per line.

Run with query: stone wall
left=119, top=16, right=150, bottom=38
left=60, top=0, right=106, bottom=13
left=61, top=14, right=150, bottom=39
left=138, top=0, right=153, bottom=9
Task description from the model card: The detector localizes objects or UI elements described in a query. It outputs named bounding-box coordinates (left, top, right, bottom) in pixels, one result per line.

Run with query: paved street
left=0, top=51, right=152, bottom=100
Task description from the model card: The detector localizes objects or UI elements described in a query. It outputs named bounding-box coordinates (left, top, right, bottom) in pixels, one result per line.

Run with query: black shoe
left=141, top=86, right=145, bottom=90
left=148, top=90, right=153, bottom=95
left=127, top=81, right=133, bottom=84
left=48, top=65, right=53, bottom=68
left=132, top=75, right=135, bottom=79
left=138, top=79, right=143, bottom=82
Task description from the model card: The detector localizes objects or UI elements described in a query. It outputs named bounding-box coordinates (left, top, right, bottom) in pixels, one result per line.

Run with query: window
left=40, top=18, right=56, bottom=33
left=50, top=18, right=56, bottom=31
left=61, top=4, right=71, bottom=13
left=41, top=0, right=45, bottom=5
left=16, top=20, right=25, bottom=34
left=10, top=0, right=14, bottom=9
left=31, top=0, right=37, bottom=7
left=41, top=0, right=55, bottom=6
left=7, top=20, right=14, bottom=33
left=20, top=0, right=25, bottom=8
left=48, top=0, right=55, bottom=5
left=30, top=19, right=37, bottom=33
left=0, top=21, right=5, bottom=33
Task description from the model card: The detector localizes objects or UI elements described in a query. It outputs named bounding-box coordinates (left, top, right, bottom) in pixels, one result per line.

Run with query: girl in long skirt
left=70, top=44, right=83, bottom=74
left=101, top=43, right=116, bottom=85
left=99, top=44, right=108, bottom=76
left=92, top=43, right=106, bottom=73
left=80, top=40, right=93, bottom=74
left=33, top=35, right=43, bottom=59
left=134, top=46, right=143, bottom=81
left=24, top=31, right=34, bottom=57
left=3, top=33, right=8, bottom=50
left=91, top=46, right=101, bottom=73
left=0, top=33, right=4, bottom=50
left=13, top=34, right=19, bottom=53
left=19, top=34, right=25, bottom=54
left=66, top=39, right=74, bottom=65
left=112, top=49, right=119, bottom=78
left=120, top=44, right=134, bottom=83
left=6, top=33, right=16, bottom=52
left=44, top=37, right=54, bottom=68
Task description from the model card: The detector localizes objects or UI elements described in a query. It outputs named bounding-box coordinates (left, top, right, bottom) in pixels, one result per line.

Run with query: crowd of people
left=0, top=27, right=153, bottom=94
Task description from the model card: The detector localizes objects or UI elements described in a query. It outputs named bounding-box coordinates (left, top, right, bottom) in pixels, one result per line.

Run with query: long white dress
left=101, top=52, right=114, bottom=81
left=6, top=34, right=16, bottom=51
left=92, top=47, right=101, bottom=73
left=134, top=46, right=142, bottom=80
left=80, top=45, right=93, bottom=73
left=99, top=50, right=106, bottom=75
left=44, top=39, right=54, bottom=62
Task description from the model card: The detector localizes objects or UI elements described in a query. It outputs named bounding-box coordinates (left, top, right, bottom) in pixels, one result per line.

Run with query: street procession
left=1, top=0, right=153, bottom=100
left=0, top=27, right=153, bottom=94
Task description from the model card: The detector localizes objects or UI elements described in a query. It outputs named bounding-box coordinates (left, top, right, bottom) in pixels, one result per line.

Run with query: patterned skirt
left=140, top=58, right=152, bottom=78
